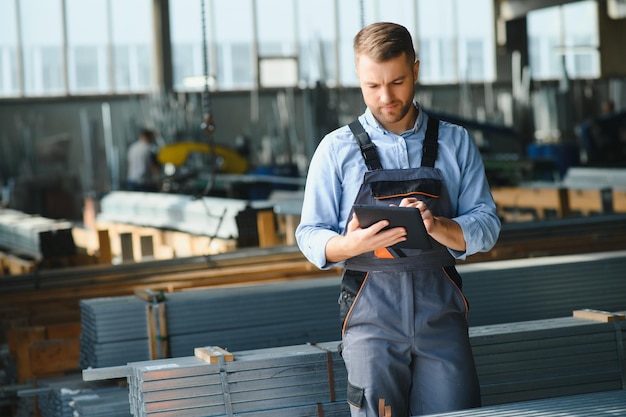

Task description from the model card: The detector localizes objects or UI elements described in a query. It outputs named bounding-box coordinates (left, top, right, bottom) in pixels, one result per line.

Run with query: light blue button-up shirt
left=295, top=103, right=501, bottom=270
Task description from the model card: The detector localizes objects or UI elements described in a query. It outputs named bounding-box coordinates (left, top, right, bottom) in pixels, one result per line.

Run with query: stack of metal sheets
left=459, top=251, right=626, bottom=326
left=79, top=251, right=626, bottom=370
left=34, top=375, right=130, bottom=417
left=164, top=277, right=341, bottom=357
left=79, top=296, right=150, bottom=369
left=83, top=315, right=625, bottom=416
left=70, top=388, right=131, bottom=417
left=0, top=209, right=75, bottom=260
left=125, top=342, right=347, bottom=417
left=79, top=277, right=341, bottom=369
left=470, top=316, right=625, bottom=405
left=423, top=390, right=626, bottom=417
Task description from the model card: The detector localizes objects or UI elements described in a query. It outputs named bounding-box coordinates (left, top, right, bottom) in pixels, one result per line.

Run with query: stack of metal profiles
left=0, top=209, right=76, bottom=260
left=79, top=277, right=341, bottom=369
left=125, top=342, right=347, bottom=417
left=69, top=388, right=131, bottom=417
left=423, top=390, right=626, bottom=417
left=469, top=316, right=626, bottom=405
left=459, top=251, right=626, bottom=327
left=82, top=315, right=625, bottom=416
left=33, top=375, right=129, bottom=417
left=79, top=296, right=150, bottom=369
left=77, top=251, right=626, bottom=370
left=164, top=276, right=341, bottom=357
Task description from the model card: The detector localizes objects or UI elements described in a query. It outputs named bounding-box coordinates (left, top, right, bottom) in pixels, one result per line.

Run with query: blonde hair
left=353, top=22, right=416, bottom=64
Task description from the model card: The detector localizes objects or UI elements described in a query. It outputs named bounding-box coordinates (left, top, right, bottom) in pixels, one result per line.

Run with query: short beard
left=374, top=100, right=414, bottom=126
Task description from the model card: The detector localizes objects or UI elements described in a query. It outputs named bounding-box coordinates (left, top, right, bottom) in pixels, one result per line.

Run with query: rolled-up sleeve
left=296, top=137, right=345, bottom=270
left=448, top=126, right=501, bottom=259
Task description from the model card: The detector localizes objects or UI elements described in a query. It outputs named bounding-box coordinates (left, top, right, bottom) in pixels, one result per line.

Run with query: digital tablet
left=353, top=204, right=432, bottom=250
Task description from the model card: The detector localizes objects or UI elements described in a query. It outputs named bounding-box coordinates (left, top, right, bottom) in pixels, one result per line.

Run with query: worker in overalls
left=295, top=22, right=501, bottom=416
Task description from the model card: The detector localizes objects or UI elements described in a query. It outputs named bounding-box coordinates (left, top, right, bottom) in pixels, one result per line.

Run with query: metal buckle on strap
left=360, top=143, right=378, bottom=160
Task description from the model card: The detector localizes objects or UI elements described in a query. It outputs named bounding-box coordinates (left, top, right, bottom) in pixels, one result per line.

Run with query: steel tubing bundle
left=0, top=209, right=76, bottom=260
left=77, top=251, right=626, bottom=370
left=33, top=376, right=129, bottom=417
left=82, top=315, right=625, bottom=416
left=79, top=277, right=341, bottom=369
left=125, top=342, right=347, bottom=417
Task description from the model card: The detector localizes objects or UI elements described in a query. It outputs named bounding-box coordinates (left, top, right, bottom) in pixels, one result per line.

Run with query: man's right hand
left=324, top=214, right=407, bottom=263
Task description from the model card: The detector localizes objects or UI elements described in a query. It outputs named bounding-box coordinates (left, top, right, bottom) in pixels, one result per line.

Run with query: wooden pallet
left=492, top=186, right=626, bottom=221
left=0, top=252, right=37, bottom=275
left=7, top=322, right=82, bottom=383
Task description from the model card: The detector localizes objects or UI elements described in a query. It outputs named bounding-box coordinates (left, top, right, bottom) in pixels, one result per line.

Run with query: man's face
left=356, top=53, right=419, bottom=133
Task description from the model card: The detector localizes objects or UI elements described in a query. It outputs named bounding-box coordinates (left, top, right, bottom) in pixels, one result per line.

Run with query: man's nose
left=380, top=86, right=393, bottom=103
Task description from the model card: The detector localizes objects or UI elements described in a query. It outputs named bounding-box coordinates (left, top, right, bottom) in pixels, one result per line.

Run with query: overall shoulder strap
left=349, top=119, right=383, bottom=171
left=421, top=115, right=439, bottom=168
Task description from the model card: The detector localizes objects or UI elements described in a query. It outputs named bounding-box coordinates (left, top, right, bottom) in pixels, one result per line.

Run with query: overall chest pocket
left=370, top=178, right=442, bottom=202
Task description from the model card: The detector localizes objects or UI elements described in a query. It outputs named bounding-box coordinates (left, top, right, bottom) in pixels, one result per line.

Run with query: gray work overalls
left=340, top=116, right=481, bottom=417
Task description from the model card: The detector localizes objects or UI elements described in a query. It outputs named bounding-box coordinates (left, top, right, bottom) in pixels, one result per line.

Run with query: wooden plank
left=97, top=229, right=112, bottom=264
left=0, top=252, right=7, bottom=275
left=573, top=309, right=626, bottom=322
left=492, top=187, right=569, bottom=220
left=567, top=189, right=604, bottom=215
left=3, top=253, right=37, bottom=275
left=493, top=185, right=626, bottom=220
left=256, top=210, right=279, bottom=247
left=194, top=346, right=234, bottom=364
left=135, top=288, right=166, bottom=302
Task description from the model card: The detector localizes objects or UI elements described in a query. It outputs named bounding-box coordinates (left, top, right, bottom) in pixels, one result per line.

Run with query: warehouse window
left=169, top=0, right=495, bottom=91
left=65, top=0, right=110, bottom=94
left=337, top=0, right=363, bottom=86
left=109, top=0, right=153, bottom=92
left=528, top=1, right=600, bottom=80
left=336, top=0, right=494, bottom=86
left=171, top=0, right=255, bottom=91
left=1, top=0, right=154, bottom=97
left=296, top=0, right=336, bottom=87
left=416, top=0, right=495, bottom=84
left=21, top=0, right=65, bottom=96
left=0, top=0, right=19, bottom=97
left=337, top=0, right=421, bottom=86
left=214, top=1, right=254, bottom=90
left=170, top=0, right=206, bottom=90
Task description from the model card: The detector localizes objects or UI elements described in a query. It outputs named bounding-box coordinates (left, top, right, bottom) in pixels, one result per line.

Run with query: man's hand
left=398, top=197, right=466, bottom=252
left=325, top=213, right=407, bottom=263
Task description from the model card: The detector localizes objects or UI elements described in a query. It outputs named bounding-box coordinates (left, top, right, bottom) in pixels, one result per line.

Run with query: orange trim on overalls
left=374, top=247, right=394, bottom=258
left=341, top=272, right=370, bottom=337
left=375, top=191, right=440, bottom=200
left=442, top=266, right=470, bottom=322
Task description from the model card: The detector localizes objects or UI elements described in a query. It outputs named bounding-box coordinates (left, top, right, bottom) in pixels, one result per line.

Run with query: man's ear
left=413, top=60, right=420, bottom=83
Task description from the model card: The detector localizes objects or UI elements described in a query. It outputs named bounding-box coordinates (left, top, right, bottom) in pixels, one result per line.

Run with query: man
left=295, top=22, right=501, bottom=416
left=126, top=128, right=160, bottom=192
